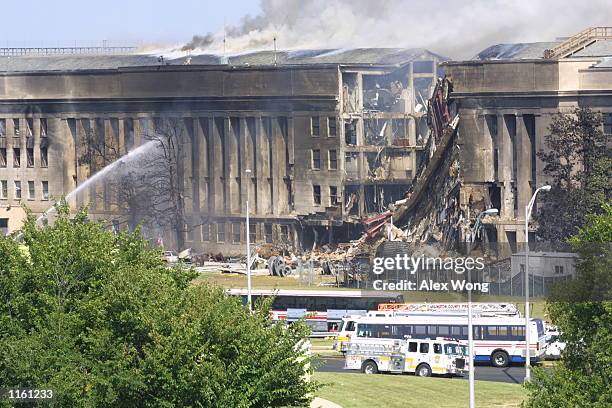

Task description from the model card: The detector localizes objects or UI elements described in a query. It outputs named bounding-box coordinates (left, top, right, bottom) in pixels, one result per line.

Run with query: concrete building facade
left=0, top=49, right=444, bottom=253
left=443, top=29, right=612, bottom=247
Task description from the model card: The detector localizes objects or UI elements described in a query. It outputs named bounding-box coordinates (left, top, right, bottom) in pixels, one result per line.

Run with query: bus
left=338, top=314, right=546, bottom=367
left=226, top=289, right=404, bottom=337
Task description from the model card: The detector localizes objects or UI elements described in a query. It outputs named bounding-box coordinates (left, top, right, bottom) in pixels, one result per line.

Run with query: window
left=313, top=185, right=321, bottom=205
left=0, top=148, right=6, bottom=167
left=28, top=181, right=35, bottom=200
left=312, top=149, right=321, bottom=169
left=414, top=325, right=426, bottom=336
left=311, top=116, right=320, bottom=137
left=0, top=218, right=7, bottom=235
left=0, top=119, right=5, bottom=137
left=280, top=225, right=289, bottom=242
left=419, top=343, right=429, bottom=353
left=329, top=186, right=339, bottom=206
left=40, top=118, right=47, bottom=137
left=434, top=343, right=443, bottom=354
left=328, top=149, right=337, bottom=170
left=232, top=222, right=241, bottom=244
left=0, top=180, right=7, bottom=199
left=201, top=224, right=210, bottom=242
left=328, top=117, right=337, bottom=137
left=264, top=223, right=273, bottom=243
left=13, top=148, right=20, bottom=167
left=216, top=223, right=226, bottom=243
left=510, top=326, right=525, bottom=340
left=26, top=118, right=33, bottom=137
left=14, top=181, right=21, bottom=199
left=604, top=113, right=612, bottom=135
left=438, top=325, right=450, bottom=336
left=408, top=342, right=418, bottom=353
left=554, top=265, right=564, bottom=275
left=26, top=148, right=34, bottom=167
left=13, top=119, right=20, bottom=136
left=249, top=223, right=256, bottom=242
left=41, top=181, right=49, bottom=200
left=40, top=147, right=48, bottom=168
left=427, top=325, right=438, bottom=336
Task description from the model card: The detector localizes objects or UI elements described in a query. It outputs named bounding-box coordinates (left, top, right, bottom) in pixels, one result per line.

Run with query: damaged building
left=438, top=27, right=612, bottom=249
left=0, top=47, right=445, bottom=254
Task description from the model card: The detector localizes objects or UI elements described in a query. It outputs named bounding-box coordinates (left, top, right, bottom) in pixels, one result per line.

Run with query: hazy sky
left=1, top=0, right=611, bottom=59
left=0, top=0, right=260, bottom=48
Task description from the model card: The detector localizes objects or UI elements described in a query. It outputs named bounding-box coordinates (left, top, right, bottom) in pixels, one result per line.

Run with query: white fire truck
left=344, top=337, right=468, bottom=377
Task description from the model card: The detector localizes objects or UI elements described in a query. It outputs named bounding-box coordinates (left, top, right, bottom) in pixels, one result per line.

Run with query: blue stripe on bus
left=475, top=355, right=540, bottom=363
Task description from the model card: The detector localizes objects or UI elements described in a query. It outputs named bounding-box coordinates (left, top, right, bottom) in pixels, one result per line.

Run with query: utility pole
left=524, top=185, right=551, bottom=381
left=245, top=168, right=252, bottom=311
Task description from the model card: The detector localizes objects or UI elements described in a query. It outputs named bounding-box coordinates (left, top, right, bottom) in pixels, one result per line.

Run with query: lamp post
left=467, top=208, right=498, bottom=408
left=524, top=185, right=551, bottom=381
left=245, top=169, right=252, bottom=311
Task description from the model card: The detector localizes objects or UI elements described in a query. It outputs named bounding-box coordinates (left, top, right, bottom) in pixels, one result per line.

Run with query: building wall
left=445, top=58, right=612, bottom=246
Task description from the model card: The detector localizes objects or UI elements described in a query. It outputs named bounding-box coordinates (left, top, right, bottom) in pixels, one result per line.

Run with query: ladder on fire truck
left=544, top=27, right=612, bottom=59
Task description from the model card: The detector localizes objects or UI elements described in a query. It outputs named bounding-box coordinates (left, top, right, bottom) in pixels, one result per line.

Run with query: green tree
left=536, top=107, right=611, bottom=242
left=524, top=204, right=612, bottom=407
left=0, top=203, right=316, bottom=407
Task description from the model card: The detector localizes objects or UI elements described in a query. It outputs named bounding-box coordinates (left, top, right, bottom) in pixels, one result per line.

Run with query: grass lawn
left=314, top=372, right=525, bottom=408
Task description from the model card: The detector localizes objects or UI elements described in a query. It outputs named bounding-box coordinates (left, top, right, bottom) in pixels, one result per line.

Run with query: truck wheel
left=362, top=360, right=379, bottom=374
left=491, top=351, right=509, bottom=368
left=416, top=363, right=432, bottom=377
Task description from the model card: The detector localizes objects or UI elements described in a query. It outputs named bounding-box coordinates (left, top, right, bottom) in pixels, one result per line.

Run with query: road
left=316, top=356, right=529, bottom=384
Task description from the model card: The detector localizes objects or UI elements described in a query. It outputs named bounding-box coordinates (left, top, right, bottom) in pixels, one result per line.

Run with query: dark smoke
left=179, top=0, right=612, bottom=59
left=181, top=33, right=214, bottom=51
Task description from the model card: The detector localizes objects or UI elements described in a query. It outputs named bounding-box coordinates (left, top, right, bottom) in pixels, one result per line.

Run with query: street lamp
left=467, top=207, right=498, bottom=408
left=245, top=169, right=253, bottom=311
left=524, top=185, right=551, bottom=381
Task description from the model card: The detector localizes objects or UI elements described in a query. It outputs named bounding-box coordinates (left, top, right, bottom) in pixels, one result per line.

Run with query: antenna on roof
left=223, top=18, right=227, bottom=58
left=273, top=36, right=277, bottom=65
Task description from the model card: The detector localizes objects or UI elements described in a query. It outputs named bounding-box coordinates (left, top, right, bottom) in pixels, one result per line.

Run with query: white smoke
left=173, top=0, right=612, bottom=59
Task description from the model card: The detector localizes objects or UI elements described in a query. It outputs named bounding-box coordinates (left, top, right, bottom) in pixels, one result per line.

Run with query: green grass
left=314, top=372, right=525, bottom=408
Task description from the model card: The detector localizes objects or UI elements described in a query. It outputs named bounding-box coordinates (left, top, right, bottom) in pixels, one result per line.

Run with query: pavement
left=316, top=356, right=531, bottom=384
left=310, top=397, right=342, bottom=408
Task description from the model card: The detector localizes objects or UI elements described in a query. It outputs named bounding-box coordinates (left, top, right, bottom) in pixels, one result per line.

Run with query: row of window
left=185, top=222, right=291, bottom=244
left=311, top=116, right=336, bottom=137
left=0, top=118, right=48, bottom=137
left=312, top=185, right=339, bottom=206
left=0, top=180, right=49, bottom=201
left=311, top=149, right=337, bottom=170
left=0, top=147, right=48, bottom=168
left=356, top=323, right=527, bottom=341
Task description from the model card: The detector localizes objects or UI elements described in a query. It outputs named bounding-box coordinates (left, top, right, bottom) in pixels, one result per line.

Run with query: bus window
left=357, top=324, right=371, bottom=337
left=414, top=325, right=426, bottom=337
left=327, top=322, right=339, bottom=332
left=427, top=325, right=437, bottom=336
left=510, top=326, right=525, bottom=340
left=345, top=321, right=356, bottom=332
left=434, top=343, right=443, bottom=354
left=438, top=325, right=450, bottom=336
left=397, top=324, right=411, bottom=338
left=419, top=343, right=429, bottom=353
left=408, top=342, right=418, bottom=352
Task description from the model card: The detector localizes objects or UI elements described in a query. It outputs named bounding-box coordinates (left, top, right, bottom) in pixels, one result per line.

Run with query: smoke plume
left=179, top=0, right=612, bottom=59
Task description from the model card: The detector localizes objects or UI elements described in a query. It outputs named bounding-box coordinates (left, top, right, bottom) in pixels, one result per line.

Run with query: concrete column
left=239, top=117, right=248, bottom=214
left=256, top=117, right=270, bottom=214
left=196, top=117, right=208, bottom=213
left=118, top=118, right=126, bottom=155
left=133, top=118, right=142, bottom=146
left=211, top=117, right=224, bottom=214
left=226, top=117, right=240, bottom=214
left=499, top=114, right=514, bottom=219
left=516, top=114, right=532, bottom=217
left=183, top=118, right=194, bottom=213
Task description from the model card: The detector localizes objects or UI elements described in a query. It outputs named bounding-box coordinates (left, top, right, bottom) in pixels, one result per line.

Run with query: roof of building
left=473, top=39, right=612, bottom=61
left=0, top=48, right=447, bottom=73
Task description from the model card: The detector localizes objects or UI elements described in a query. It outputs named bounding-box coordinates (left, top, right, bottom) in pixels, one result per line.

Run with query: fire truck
left=344, top=336, right=468, bottom=377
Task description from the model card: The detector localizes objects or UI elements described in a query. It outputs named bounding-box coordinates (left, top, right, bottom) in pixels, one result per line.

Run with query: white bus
left=337, top=314, right=546, bottom=367
left=226, top=289, right=403, bottom=337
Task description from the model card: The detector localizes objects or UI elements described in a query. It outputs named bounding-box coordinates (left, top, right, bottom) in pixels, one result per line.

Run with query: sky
left=0, top=0, right=260, bottom=48
left=1, top=0, right=611, bottom=60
